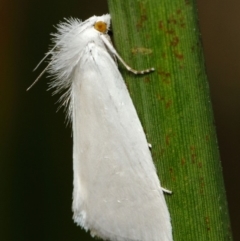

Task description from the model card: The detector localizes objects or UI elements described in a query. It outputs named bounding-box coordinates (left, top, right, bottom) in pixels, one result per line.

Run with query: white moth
left=31, top=14, right=173, bottom=241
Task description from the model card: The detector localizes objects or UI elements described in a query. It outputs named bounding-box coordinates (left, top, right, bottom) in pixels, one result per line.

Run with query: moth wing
left=72, top=42, right=172, bottom=241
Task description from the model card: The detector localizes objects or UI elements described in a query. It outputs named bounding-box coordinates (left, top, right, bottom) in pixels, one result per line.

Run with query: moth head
left=94, top=21, right=108, bottom=33
left=94, top=14, right=110, bottom=33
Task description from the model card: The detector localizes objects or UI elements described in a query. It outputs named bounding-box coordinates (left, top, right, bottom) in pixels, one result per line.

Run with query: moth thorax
left=94, top=21, right=107, bottom=33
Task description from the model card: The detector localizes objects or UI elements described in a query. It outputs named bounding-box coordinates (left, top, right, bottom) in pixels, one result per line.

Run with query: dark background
left=1, top=0, right=239, bottom=240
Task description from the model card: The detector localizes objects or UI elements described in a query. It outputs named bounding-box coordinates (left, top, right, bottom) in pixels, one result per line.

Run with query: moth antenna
left=30, top=19, right=84, bottom=91
left=33, top=47, right=56, bottom=71
left=27, top=61, right=52, bottom=91
left=34, top=18, right=84, bottom=72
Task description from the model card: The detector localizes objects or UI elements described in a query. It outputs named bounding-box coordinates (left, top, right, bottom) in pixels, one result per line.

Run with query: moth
left=30, top=14, right=173, bottom=241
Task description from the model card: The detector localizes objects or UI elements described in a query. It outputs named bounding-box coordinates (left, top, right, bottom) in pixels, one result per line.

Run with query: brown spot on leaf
left=181, top=158, right=186, bottom=166
left=190, top=146, right=196, bottom=163
left=166, top=135, right=170, bottom=146
left=166, top=29, right=175, bottom=35
left=170, top=36, right=179, bottom=47
left=136, top=2, right=147, bottom=30
left=158, top=69, right=171, bottom=84
left=166, top=100, right=173, bottom=109
left=180, top=21, right=186, bottom=28
left=199, top=177, right=205, bottom=194
left=168, top=17, right=177, bottom=25
left=176, top=9, right=182, bottom=15
left=169, top=167, right=176, bottom=181
left=131, top=47, right=153, bottom=55
left=157, top=95, right=173, bottom=109
left=157, top=94, right=165, bottom=101
left=165, top=131, right=175, bottom=145
left=144, top=77, right=150, bottom=83
left=161, top=52, right=167, bottom=58
left=191, top=153, right=196, bottom=163
left=190, top=146, right=195, bottom=151
left=158, top=70, right=170, bottom=77
left=159, top=147, right=165, bottom=156
left=174, top=51, right=184, bottom=60
left=205, top=216, right=211, bottom=231
left=159, top=20, right=165, bottom=30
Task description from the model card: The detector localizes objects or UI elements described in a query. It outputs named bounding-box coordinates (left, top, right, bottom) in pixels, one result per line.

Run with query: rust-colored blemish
left=160, top=8, right=186, bottom=33
left=165, top=131, right=175, bottom=145
left=158, top=10, right=188, bottom=69
left=205, top=216, right=211, bottom=231
left=180, top=20, right=186, bottom=28
left=161, top=52, right=167, bottom=58
left=166, top=134, right=171, bottom=146
left=158, top=20, right=165, bottom=30
left=162, top=78, right=171, bottom=84
left=181, top=158, right=186, bottom=166
left=159, top=147, right=165, bottom=156
left=190, top=146, right=196, bottom=163
left=185, top=0, right=190, bottom=5
left=157, top=94, right=165, bottom=101
left=191, top=153, right=196, bottom=163
left=174, top=51, right=184, bottom=60
left=198, top=162, right=203, bottom=168
left=165, top=100, right=172, bottom=109
left=144, top=77, right=150, bottom=83
left=205, top=135, right=210, bottom=141
left=158, top=70, right=171, bottom=77
left=157, top=95, right=172, bottom=109
left=167, top=17, right=177, bottom=25
left=166, top=29, right=175, bottom=35
left=136, top=17, right=146, bottom=30
left=136, top=2, right=147, bottom=30
left=145, top=34, right=151, bottom=39
left=176, top=9, right=182, bottom=15
left=199, top=177, right=205, bottom=194
left=157, top=69, right=171, bottom=84
left=131, top=47, right=153, bottom=55
left=169, top=167, right=176, bottom=181
left=170, top=36, right=179, bottom=47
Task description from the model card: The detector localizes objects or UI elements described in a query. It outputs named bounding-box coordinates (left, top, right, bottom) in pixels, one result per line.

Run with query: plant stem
left=107, top=0, right=233, bottom=240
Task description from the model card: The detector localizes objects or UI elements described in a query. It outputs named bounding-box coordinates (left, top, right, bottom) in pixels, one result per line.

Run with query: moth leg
left=148, top=143, right=152, bottom=149
left=100, top=34, right=154, bottom=74
left=161, top=187, right=172, bottom=194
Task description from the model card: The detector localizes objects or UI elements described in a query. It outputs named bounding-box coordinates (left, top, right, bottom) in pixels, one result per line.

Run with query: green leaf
left=108, top=0, right=233, bottom=240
